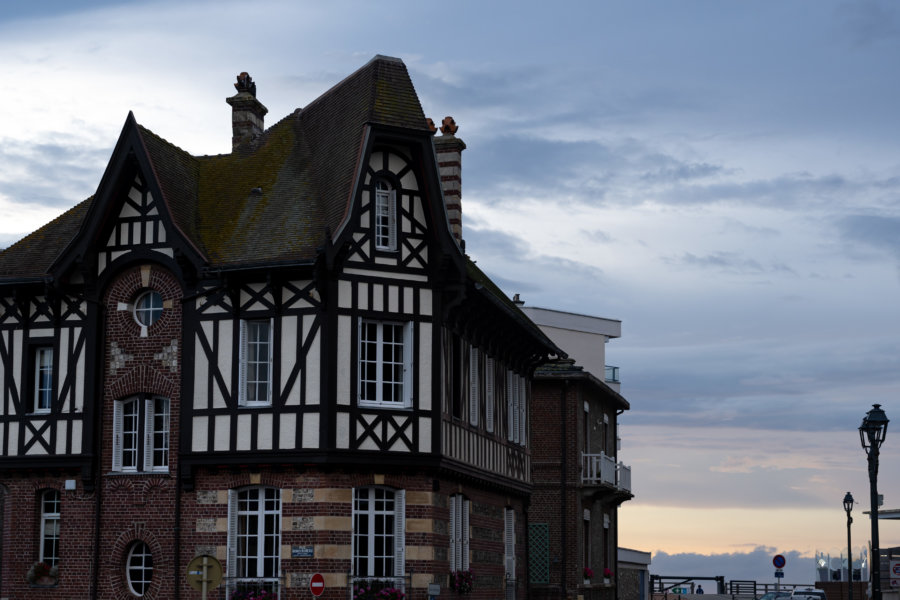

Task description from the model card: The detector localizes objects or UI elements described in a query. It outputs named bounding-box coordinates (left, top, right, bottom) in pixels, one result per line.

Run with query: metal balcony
left=582, top=452, right=631, bottom=492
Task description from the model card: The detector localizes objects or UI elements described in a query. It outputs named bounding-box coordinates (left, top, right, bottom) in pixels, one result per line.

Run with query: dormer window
left=374, top=180, right=397, bottom=251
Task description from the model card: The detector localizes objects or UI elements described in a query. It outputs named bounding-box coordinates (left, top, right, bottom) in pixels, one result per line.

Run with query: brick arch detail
left=108, top=364, right=178, bottom=400
left=108, top=523, right=171, bottom=600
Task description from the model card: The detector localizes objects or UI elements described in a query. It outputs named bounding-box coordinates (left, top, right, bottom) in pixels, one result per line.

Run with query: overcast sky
left=2, top=0, right=899, bottom=585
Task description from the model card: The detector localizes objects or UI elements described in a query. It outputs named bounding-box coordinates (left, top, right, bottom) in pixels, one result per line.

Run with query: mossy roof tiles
left=0, top=55, right=429, bottom=276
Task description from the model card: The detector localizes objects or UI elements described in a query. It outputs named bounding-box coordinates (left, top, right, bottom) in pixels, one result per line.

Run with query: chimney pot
left=433, top=116, right=466, bottom=246
left=226, top=72, right=268, bottom=150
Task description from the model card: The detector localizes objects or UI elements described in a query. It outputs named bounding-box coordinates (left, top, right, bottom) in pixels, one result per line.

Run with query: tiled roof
left=0, top=198, right=93, bottom=279
left=0, top=55, right=429, bottom=275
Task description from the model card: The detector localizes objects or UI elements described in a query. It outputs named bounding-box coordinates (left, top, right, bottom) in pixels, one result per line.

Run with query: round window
left=126, top=541, right=153, bottom=596
left=134, top=291, right=163, bottom=327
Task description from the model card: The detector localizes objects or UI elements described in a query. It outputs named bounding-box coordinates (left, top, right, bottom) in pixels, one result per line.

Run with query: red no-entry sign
left=310, top=573, right=326, bottom=597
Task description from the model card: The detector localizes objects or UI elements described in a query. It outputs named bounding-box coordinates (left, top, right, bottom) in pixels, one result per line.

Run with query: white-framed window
left=374, top=180, right=397, bottom=251
left=33, top=347, right=53, bottom=413
left=126, top=541, right=154, bottom=596
left=468, top=346, right=480, bottom=427
left=227, top=487, right=281, bottom=595
left=504, top=507, right=516, bottom=581
left=112, top=396, right=170, bottom=472
left=239, top=319, right=273, bottom=406
left=133, top=291, right=163, bottom=327
left=449, top=494, right=470, bottom=571
left=39, top=489, right=60, bottom=566
left=352, top=487, right=405, bottom=580
left=358, top=320, right=413, bottom=407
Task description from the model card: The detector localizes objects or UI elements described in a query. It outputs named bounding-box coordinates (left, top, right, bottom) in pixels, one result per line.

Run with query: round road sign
left=310, top=573, right=326, bottom=597
left=186, top=555, right=223, bottom=592
left=773, top=555, right=786, bottom=569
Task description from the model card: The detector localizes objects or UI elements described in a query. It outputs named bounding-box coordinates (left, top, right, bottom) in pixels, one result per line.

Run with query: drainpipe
left=560, top=380, right=569, bottom=595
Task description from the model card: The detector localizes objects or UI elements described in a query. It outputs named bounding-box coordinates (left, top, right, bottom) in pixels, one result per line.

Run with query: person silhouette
left=697, top=585, right=705, bottom=594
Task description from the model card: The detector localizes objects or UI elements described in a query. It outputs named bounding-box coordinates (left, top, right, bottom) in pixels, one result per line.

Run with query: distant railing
left=582, top=452, right=631, bottom=492
left=605, top=365, right=620, bottom=384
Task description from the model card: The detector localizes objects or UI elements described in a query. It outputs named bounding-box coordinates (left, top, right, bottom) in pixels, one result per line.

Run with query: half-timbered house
left=0, top=56, right=560, bottom=600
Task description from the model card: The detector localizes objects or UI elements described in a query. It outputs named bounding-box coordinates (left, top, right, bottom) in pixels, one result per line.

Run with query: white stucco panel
left=193, top=333, right=209, bottom=410
left=419, top=289, right=432, bottom=316
left=214, top=415, right=230, bottom=451
left=192, top=416, right=208, bottom=452
left=338, top=280, right=352, bottom=309
left=336, top=316, right=352, bottom=406
left=336, top=412, right=349, bottom=449
left=258, top=413, right=273, bottom=450
left=302, top=412, right=320, bottom=449
left=279, top=413, right=296, bottom=449
left=214, top=321, right=231, bottom=409
left=236, top=414, right=251, bottom=450
left=418, top=417, right=431, bottom=453
left=304, top=316, right=320, bottom=405
left=55, top=421, right=67, bottom=454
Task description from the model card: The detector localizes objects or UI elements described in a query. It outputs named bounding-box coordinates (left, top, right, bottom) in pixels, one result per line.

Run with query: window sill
left=107, top=471, right=171, bottom=477
left=357, top=402, right=413, bottom=411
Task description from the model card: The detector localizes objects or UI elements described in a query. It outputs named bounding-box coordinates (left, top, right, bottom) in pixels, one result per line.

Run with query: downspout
left=174, top=466, right=182, bottom=600
left=560, top=380, right=568, bottom=596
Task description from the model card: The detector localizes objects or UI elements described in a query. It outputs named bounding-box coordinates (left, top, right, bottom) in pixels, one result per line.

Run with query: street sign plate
left=775, top=571, right=785, bottom=578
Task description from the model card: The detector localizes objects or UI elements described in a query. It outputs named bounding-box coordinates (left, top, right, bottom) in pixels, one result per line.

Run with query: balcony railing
left=582, top=452, right=631, bottom=492
left=605, top=365, right=620, bottom=384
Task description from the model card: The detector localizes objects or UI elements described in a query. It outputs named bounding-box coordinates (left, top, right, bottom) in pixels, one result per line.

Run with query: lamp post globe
left=844, top=492, right=854, bottom=600
left=859, top=404, right=888, bottom=600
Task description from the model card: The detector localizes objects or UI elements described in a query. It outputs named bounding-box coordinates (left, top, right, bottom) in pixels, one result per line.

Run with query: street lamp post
left=844, top=492, right=854, bottom=600
left=859, top=404, right=889, bottom=600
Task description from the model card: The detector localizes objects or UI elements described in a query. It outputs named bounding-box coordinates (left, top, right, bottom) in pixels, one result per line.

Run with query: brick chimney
left=226, top=72, right=268, bottom=149
left=433, top=116, right=466, bottom=247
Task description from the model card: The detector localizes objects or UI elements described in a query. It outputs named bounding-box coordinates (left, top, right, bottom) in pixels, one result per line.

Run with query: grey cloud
left=665, top=252, right=796, bottom=277
left=0, top=138, right=108, bottom=208
left=639, top=162, right=725, bottom=184
left=835, top=215, right=900, bottom=258
left=651, top=548, right=815, bottom=584
left=835, top=0, right=900, bottom=47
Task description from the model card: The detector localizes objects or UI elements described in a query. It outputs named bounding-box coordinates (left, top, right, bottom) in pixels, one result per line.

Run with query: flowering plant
left=583, top=567, right=594, bottom=580
left=229, top=589, right=277, bottom=600
left=353, top=580, right=406, bottom=600
left=450, top=569, right=474, bottom=594
left=603, top=568, right=614, bottom=578
left=26, top=561, right=59, bottom=584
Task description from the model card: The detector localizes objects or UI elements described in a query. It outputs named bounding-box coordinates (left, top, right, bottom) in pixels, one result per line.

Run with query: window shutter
left=462, top=499, right=471, bottom=570
left=112, top=400, right=122, bottom=471
left=403, top=322, right=414, bottom=407
left=267, top=318, right=274, bottom=404
left=227, top=489, right=238, bottom=578
left=505, top=508, right=516, bottom=577
left=238, top=320, right=248, bottom=406
left=507, top=371, right=515, bottom=442
left=468, top=347, right=479, bottom=427
left=388, top=190, right=398, bottom=250
left=393, top=489, right=405, bottom=577
left=485, top=357, right=495, bottom=433
left=511, top=374, right=520, bottom=444
left=449, top=495, right=459, bottom=571
left=519, top=375, right=527, bottom=447
left=143, top=397, right=154, bottom=471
